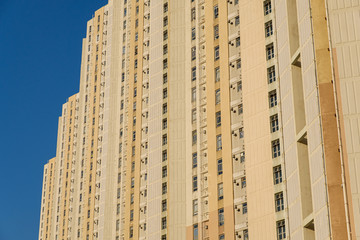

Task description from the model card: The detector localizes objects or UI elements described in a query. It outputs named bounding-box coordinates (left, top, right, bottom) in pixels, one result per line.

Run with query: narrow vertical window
left=214, top=46, right=220, bottom=61
left=266, top=44, right=275, bottom=60
left=269, top=90, right=277, bottom=108
left=273, top=165, right=283, bottom=184
left=218, top=183, right=224, bottom=200
left=192, top=153, right=197, bottom=168
left=214, top=5, right=219, bottom=18
left=215, top=89, right=221, bottom=105
left=267, top=66, right=276, bottom=83
left=192, top=176, right=198, bottom=191
left=272, top=139, right=280, bottom=158
left=214, top=25, right=219, bottom=40
left=264, top=0, right=272, bottom=15
left=276, top=220, right=286, bottom=240
left=215, top=67, right=220, bottom=82
left=275, top=192, right=284, bottom=212
left=217, top=159, right=223, bottom=175
left=265, top=20, right=273, bottom=37
left=270, top=114, right=279, bottom=132
left=216, top=135, right=222, bottom=151
left=218, top=208, right=224, bottom=226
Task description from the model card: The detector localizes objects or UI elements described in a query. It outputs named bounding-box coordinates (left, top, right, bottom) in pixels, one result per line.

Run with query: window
left=214, top=5, right=219, bottom=18
left=276, top=220, right=286, bottom=240
left=266, top=44, right=275, bottom=60
left=162, top=166, right=167, bottom=178
left=164, top=3, right=168, bottom=13
left=272, top=139, right=280, bottom=158
left=163, top=134, right=168, bottom=145
left=193, top=224, right=199, bottom=240
left=131, top=193, right=134, bottom=204
left=191, top=46, right=196, bottom=60
left=193, top=176, right=198, bottom=191
left=236, top=36, right=241, bottom=47
left=243, top=229, right=249, bottom=240
left=191, top=67, right=196, bottom=81
left=264, top=0, right=272, bottom=15
left=163, top=16, right=168, bottom=27
left=161, top=235, right=167, bottom=240
left=131, top=177, right=135, bottom=188
left=162, top=182, right=167, bottom=194
left=214, top=24, right=219, bottom=40
left=237, top=81, right=242, bottom=91
left=163, top=73, right=168, bottom=84
left=235, top=15, right=240, bottom=26
left=241, top=177, right=246, bottom=188
left=273, top=165, right=282, bottom=184
left=163, top=88, right=168, bottom=99
left=192, top=153, right=198, bottom=168
left=130, top=209, right=134, bottom=221
left=193, top=199, right=198, bottom=216
left=242, top=203, right=247, bottom=214
left=217, top=159, right=223, bottom=175
left=218, top=208, right=224, bottom=226
left=265, top=21, right=273, bottom=37
left=163, top=30, right=168, bottom=41
left=163, top=44, right=168, bottom=55
left=215, top=89, right=220, bottom=105
left=234, top=0, right=239, bottom=4
left=218, top=183, right=223, bottom=200
left=163, top=150, right=168, bottom=161
left=163, top=59, right=168, bottom=69
left=163, top=118, right=167, bottom=130
left=268, top=66, right=276, bottom=83
left=192, top=27, right=196, bottom=40
left=216, top=135, right=222, bottom=151
left=238, top=104, right=243, bottom=115
left=219, top=234, right=225, bottom=240
left=163, top=103, right=168, bottom=114
left=237, top=58, right=241, bottom=69
left=162, top=217, right=167, bottom=230
left=216, top=111, right=221, bottom=127
left=134, top=45, right=138, bottom=55
left=129, top=226, right=133, bottom=238
left=275, top=192, right=284, bottom=212
left=270, top=114, right=279, bottom=132
left=192, top=130, right=197, bottom=145
left=162, top=200, right=167, bottom=212
left=269, top=90, right=277, bottom=108
left=214, top=46, right=220, bottom=60
left=191, top=7, right=196, bottom=21
left=215, top=67, right=220, bottom=82
left=239, top=128, right=244, bottom=138
left=192, top=87, right=196, bottom=102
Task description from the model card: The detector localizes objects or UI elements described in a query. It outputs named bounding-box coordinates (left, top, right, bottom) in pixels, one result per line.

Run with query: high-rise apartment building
left=38, top=0, right=360, bottom=239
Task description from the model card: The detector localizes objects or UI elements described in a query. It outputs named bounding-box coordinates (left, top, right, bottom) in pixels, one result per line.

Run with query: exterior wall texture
left=38, top=0, right=360, bottom=240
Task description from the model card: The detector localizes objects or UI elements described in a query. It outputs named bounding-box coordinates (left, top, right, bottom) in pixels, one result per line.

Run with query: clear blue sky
left=0, top=0, right=106, bottom=239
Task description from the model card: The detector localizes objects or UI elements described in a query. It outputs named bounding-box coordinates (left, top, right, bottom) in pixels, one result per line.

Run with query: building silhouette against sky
left=38, top=0, right=360, bottom=239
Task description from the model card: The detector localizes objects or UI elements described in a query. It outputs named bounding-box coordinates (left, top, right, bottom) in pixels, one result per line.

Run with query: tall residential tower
left=39, top=0, right=360, bottom=240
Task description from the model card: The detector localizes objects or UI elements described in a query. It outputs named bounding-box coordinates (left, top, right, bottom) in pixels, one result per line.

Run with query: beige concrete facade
left=39, top=0, right=360, bottom=240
